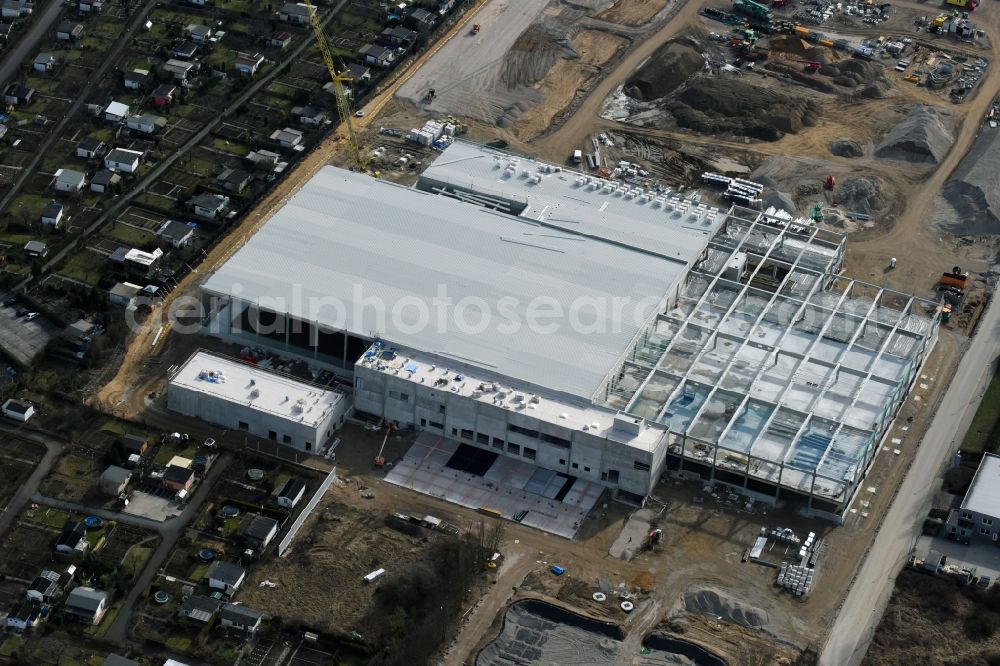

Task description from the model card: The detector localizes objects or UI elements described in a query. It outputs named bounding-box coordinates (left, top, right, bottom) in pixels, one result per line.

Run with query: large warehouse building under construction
left=198, top=141, right=940, bottom=521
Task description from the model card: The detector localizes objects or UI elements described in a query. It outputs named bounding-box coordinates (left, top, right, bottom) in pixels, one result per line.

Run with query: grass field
left=104, top=221, right=158, bottom=246
left=961, top=367, right=1000, bottom=453
left=57, top=250, right=108, bottom=286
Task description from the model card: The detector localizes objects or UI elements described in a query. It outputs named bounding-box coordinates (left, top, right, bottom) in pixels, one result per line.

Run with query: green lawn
left=104, top=221, right=157, bottom=246
left=32, top=506, right=76, bottom=530
left=121, top=545, right=154, bottom=580
left=962, top=367, right=1000, bottom=453
left=0, top=637, right=23, bottom=657
left=9, top=193, right=53, bottom=222
left=58, top=250, right=108, bottom=286
left=164, top=635, right=193, bottom=652
left=210, top=138, right=249, bottom=156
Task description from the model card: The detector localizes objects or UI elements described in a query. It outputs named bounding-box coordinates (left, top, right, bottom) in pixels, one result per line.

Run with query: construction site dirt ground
left=87, top=0, right=1000, bottom=662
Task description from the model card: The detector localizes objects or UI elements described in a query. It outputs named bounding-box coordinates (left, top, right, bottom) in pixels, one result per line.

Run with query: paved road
left=821, top=299, right=1000, bottom=665
left=0, top=426, right=63, bottom=537
left=105, top=451, right=232, bottom=645
left=0, top=0, right=162, bottom=215
left=31, top=493, right=171, bottom=531
left=0, top=0, right=64, bottom=92
left=7, top=0, right=350, bottom=295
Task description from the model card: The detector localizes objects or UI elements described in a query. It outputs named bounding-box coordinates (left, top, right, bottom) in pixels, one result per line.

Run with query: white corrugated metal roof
left=962, top=453, right=1000, bottom=518
left=204, top=166, right=715, bottom=399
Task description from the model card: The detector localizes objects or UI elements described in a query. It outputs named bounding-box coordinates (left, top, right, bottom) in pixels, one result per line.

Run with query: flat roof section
left=962, top=453, right=1000, bottom=517
left=203, top=166, right=711, bottom=400
left=418, top=140, right=726, bottom=262
left=169, top=351, right=345, bottom=428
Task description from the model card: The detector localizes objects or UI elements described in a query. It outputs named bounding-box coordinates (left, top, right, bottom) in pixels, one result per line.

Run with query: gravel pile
left=683, top=588, right=768, bottom=629
left=874, top=105, right=954, bottom=164
left=623, top=39, right=705, bottom=101
left=939, top=127, right=1000, bottom=235
left=662, top=78, right=820, bottom=141
left=830, top=139, right=864, bottom=158
left=836, top=177, right=885, bottom=214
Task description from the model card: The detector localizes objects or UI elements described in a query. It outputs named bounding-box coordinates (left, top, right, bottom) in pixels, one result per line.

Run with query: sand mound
left=502, top=25, right=577, bottom=88
left=837, top=177, right=885, bottom=213
left=938, top=127, right=1000, bottom=235
left=875, top=105, right=953, bottom=164
left=684, top=589, right=768, bottom=629
left=768, top=36, right=829, bottom=62
left=831, top=139, right=863, bottom=158
left=819, top=58, right=882, bottom=87
left=663, top=77, right=820, bottom=141
left=623, top=39, right=704, bottom=101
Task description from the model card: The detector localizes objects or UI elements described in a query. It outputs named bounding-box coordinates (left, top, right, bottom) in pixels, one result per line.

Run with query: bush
left=963, top=610, right=1000, bottom=640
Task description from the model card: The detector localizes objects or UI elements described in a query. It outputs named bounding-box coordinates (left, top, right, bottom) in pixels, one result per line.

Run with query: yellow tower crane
left=303, top=0, right=369, bottom=173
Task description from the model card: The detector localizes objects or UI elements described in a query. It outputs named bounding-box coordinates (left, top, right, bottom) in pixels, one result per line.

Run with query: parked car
left=23, top=312, right=39, bottom=321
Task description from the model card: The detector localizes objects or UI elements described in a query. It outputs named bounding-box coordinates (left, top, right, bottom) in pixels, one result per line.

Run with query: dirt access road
left=821, top=296, right=1000, bottom=666
left=93, top=0, right=489, bottom=415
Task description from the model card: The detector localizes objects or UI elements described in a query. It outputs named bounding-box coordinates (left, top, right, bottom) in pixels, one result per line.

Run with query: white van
left=363, top=568, right=386, bottom=585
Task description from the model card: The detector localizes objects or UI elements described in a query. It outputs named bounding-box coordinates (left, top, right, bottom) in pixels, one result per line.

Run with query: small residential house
left=56, top=21, right=83, bottom=40
left=163, top=59, right=196, bottom=83
left=277, top=478, right=306, bottom=508
left=91, top=169, right=121, bottom=194
left=126, top=113, right=166, bottom=134
left=382, top=25, right=416, bottom=46
left=187, top=193, right=229, bottom=219
left=65, top=587, right=108, bottom=625
left=123, top=69, right=149, bottom=90
left=24, top=240, right=47, bottom=258
left=156, top=220, right=194, bottom=247
left=151, top=83, right=176, bottom=106
left=246, top=149, right=281, bottom=170
left=33, top=53, right=56, bottom=72
left=0, top=0, right=30, bottom=19
left=76, top=136, right=106, bottom=159
left=292, top=105, right=327, bottom=127
left=78, top=0, right=102, bottom=13
left=2, top=398, right=34, bottom=421
left=162, top=464, right=194, bottom=492
left=205, top=561, right=246, bottom=594
left=108, top=282, right=142, bottom=308
left=54, top=169, right=86, bottom=193
left=6, top=602, right=40, bottom=631
left=270, top=127, right=303, bottom=149
left=344, top=63, right=371, bottom=85
left=234, top=52, right=265, bottom=76
left=103, top=100, right=129, bottom=123
left=277, top=2, right=312, bottom=24
left=41, top=202, right=65, bottom=227
left=269, top=31, right=292, bottom=49
left=55, top=521, right=88, bottom=556
left=123, top=433, right=148, bottom=456
left=239, top=514, right=279, bottom=550
left=104, top=148, right=143, bottom=174
left=436, top=0, right=455, bottom=14
left=359, top=43, right=395, bottom=68
left=25, top=571, right=60, bottom=603
left=99, top=465, right=131, bottom=496
left=219, top=605, right=263, bottom=634
left=405, top=7, right=437, bottom=33
left=187, top=23, right=213, bottom=43
left=0, top=23, right=12, bottom=40
left=216, top=167, right=251, bottom=193
left=171, top=40, right=198, bottom=60
left=179, top=595, right=220, bottom=624
left=63, top=319, right=97, bottom=344
left=4, top=84, right=33, bottom=105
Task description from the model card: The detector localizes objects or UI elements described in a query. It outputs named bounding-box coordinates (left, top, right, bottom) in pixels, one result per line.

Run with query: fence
left=277, top=465, right=337, bottom=556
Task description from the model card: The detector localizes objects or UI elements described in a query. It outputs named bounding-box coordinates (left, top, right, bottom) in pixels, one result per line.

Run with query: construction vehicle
left=796, top=59, right=821, bottom=72
left=946, top=0, right=977, bottom=11
left=772, top=0, right=788, bottom=7
left=810, top=202, right=824, bottom=223
left=373, top=423, right=395, bottom=467
left=471, top=23, right=481, bottom=34
left=303, top=0, right=369, bottom=173
left=423, top=88, right=436, bottom=102
left=733, top=0, right=773, bottom=20
left=825, top=175, right=836, bottom=190
left=939, top=266, right=969, bottom=289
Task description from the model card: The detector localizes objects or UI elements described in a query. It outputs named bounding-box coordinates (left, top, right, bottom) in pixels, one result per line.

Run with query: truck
left=733, top=0, right=773, bottom=20
left=946, top=0, right=977, bottom=10
left=572, top=149, right=583, bottom=164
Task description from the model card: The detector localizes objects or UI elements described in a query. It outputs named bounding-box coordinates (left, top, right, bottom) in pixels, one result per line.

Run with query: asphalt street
left=821, top=298, right=1000, bottom=665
